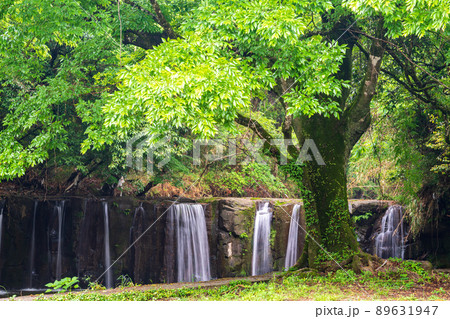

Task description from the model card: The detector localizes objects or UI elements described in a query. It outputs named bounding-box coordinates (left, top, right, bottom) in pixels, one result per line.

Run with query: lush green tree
left=0, top=0, right=190, bottom=186
left=1, top=0, right=449, bottom=268
left=92, top=0, right=386, bottom=267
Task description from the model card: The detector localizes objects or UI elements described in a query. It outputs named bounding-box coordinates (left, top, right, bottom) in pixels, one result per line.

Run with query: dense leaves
left=0, top=1, right=448, bottom=246
left=0, top=0, right=123, bottom=179
left=345, top=0, right=450, bottom=38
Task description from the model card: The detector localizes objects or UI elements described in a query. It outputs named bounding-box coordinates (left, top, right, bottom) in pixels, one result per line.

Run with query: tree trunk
left=288, top=17, right=385, bottom=269
left=293, top=115, right=359, bottom=268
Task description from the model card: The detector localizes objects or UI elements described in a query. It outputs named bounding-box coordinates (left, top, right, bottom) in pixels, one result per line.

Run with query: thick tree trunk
left=290, top=17, right=385, bottom=269
left=293, top=115, right=359, bottom=268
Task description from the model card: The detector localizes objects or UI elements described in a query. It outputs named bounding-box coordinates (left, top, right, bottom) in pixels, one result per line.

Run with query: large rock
left=215, top=198, right=255, bottom=277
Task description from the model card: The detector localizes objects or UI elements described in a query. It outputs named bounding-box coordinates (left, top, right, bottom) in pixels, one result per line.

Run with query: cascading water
left=55, top=201, right=65, bottom=280
left=130, top=203, right=144, bottom=244
left=103, top=202, right=113, bottom=288
left=28, top=201, right=38, bottom=288
left=252, top=202, right=272, bottom=276
left=167, top=204, right=211, bottom=283
left=284, top=204, right=301, bottom=271
left=375, top=205, right=405, bottom=259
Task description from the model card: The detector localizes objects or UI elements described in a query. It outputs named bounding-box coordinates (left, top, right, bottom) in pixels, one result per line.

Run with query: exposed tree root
left=289, top=249, right=427, bottom=275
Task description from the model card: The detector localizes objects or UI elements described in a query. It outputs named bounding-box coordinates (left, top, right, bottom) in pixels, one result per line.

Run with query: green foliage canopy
left=0, top=0, right=449, bottom=185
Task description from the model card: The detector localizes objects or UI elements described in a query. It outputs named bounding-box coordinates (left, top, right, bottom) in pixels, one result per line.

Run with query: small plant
left=117, top=274, right=134, bottom=287
left=352, top=211, right=373, bottom=223
left=239, top=232, right=248, bottom=239
left=269, top=229, right=277, bottom=247
left=328, top=270, right=356, bottom=285
left=83, top=275, right=106, bottom=291
left=45, top=277, right=80, bottom=293
left=398, top=259, right=432, bottom=282
left=228, top=279, right=251, bottom=287
left=432, top=287, right=445, bottom=295
left=88, top=282, right=106, bottom=291
left=399, top=273, right=414, bottom=288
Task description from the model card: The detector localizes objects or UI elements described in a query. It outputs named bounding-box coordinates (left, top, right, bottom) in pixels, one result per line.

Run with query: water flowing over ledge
left=375, top=205, right=405, bottom=259
left=103, top=202, right=113, bottom=289
left=165, top=203, right=211, bottom=283
left=252, top=202, right=272, bottom=276
left=285, top=204, right=302, bottom=271
left=0, top=196, right=430, bottom=294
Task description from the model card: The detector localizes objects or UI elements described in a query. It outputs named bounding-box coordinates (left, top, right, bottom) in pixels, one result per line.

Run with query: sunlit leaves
left=5, top=0, right=448, bottom=182
left=0, top=0, right=102, bottom=84
left=344, top=0, right=450, bottom=38
left=426, top=115, right=450, bottom=173
left=103, top=34, right=266, bottom=139
left=101, top=0, right=350, bottom=148
left=183, top=0, right=348, bottom=116
left=188, top=0, right=311, bottom=45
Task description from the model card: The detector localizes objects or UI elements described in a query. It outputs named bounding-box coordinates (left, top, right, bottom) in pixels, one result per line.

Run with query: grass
left=33, top=260, right=450, bottom=301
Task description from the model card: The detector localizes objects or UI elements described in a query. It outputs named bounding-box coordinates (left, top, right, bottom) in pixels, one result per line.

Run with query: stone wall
left=0, top=196, right=402, bottom=291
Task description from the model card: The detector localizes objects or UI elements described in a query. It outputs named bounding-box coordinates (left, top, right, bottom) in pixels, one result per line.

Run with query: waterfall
left=130, top=203, right=144, bottom=243
left=103, top=202, right=113, bottom=288
left=285, top=204, right=301, bottom=271
left=375, top=205, right=405, bottom=259
left=55, top=201, right=66, bottom=280
left=252, top=202, right=272, bottom=276
left=168, top=204, right=211, bottom=282
left=28, top=201, right=38, bottom=288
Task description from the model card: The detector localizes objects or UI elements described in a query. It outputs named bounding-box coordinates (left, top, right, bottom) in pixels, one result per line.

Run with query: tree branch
left=122, top=1, right=178, bottom=40
left=136, top=180, right=154, bottom=196
left=235, top=113, right=281, bottom=159
left=148, top=0, right=178, bottom=39
left=382, top=51, right=449, bottom=116
left=123, top=29, right=165, bottom=49
left=354, top=41, right=369, bottom=59
left=275, top=78, right=295, bottom=141
left=343, top=17, right=386, bottom=162
left=381, top=67, right=432, bottom=104
left=355, top=30, right=449, bottom=91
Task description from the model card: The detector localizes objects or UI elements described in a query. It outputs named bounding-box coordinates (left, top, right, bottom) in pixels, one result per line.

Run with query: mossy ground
left=29, top=260, right=450, bottom=301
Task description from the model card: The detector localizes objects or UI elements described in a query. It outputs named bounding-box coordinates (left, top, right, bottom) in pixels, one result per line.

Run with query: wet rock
left=216, top=198, right=254, bottom=277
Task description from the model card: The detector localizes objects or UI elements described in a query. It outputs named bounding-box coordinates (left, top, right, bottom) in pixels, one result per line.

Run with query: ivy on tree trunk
left=289, top=17, right=386, bottom=268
